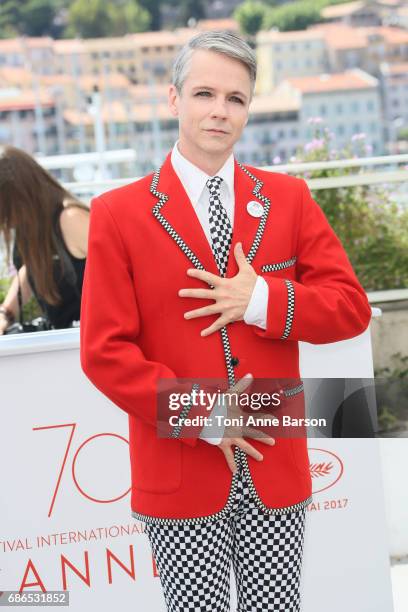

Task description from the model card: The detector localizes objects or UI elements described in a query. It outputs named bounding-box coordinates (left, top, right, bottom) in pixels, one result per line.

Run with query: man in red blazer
left=80, top=31, right=372, bottom=612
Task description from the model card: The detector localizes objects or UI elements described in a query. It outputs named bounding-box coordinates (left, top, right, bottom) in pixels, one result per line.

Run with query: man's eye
left=196, top=91, right=211, bottom=97
left=231, top=97, right=244, bottom=104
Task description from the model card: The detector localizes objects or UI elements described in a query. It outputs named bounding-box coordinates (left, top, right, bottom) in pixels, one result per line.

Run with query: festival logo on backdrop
left=307, top=447, right=347, bottom=512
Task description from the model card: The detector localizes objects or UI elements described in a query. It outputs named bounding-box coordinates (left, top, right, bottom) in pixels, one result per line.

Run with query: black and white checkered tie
left=206, top=176, right=232, bottom=277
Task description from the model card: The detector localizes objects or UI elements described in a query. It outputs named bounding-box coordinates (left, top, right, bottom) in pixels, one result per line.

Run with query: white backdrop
left=0, top=315, right=394, bottom=611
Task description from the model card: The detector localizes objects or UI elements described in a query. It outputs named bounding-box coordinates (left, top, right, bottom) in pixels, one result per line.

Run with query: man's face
left=169, top=49, right=251, bottom=162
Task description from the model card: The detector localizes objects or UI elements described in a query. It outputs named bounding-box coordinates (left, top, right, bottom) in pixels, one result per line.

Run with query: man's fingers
left=235, top=438, right=263, bottom=461
left=220, top=445, right=238, bottom=474
left=186, top=268, right=221, bottom=286
left=234, top=242, right=248, bottom=271
left=200, top=315, right=229, bottom=337
left=179, top=288, right=215, bottom=300
left=227, top=372, right=253, bottom=395
left=184, top=304, right=219, bottom=320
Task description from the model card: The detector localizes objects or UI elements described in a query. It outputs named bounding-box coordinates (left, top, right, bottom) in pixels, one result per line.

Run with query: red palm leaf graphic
left=309, top=462, right=333, bottom=478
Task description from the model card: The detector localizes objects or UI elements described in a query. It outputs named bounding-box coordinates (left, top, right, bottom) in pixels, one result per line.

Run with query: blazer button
left=230, top=356, right=239, bottom=367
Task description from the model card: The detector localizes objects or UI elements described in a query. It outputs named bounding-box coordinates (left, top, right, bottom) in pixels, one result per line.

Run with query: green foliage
left=19, top=0, right=55, bottom=36
left=397, top=127, right=408, bottom=141
left=375, top=353, right=408, bottom=434
left=65, top=0, right=109, bottom=38
left=0, top=0, right=152, bottom=38
left=294, top=120, right=408, bottom=292
left=66, top=0, right=150, bottom=38
left=0, top=0, right=20, bottom=37
left=235, top=1, right=268, bottom=37
left=107, top=0, right=151, bottom=35
left=263, top=0, right=321, bottom=32
left=0, top=0, right=68, bottom=38
left=0, top=277, right=42, bottom=323
left=138, top=0, right=162, bottom=31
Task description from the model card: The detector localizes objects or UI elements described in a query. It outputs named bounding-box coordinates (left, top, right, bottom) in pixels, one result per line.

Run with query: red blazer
left=79, top=152, right=371, bottom=525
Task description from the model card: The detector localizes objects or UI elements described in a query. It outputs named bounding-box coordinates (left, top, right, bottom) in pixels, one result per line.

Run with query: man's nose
left=209, top=97, right=228, bottom=118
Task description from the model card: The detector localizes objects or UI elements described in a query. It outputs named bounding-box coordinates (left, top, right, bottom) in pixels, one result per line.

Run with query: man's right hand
left=216, top=373, right=276, bottom=474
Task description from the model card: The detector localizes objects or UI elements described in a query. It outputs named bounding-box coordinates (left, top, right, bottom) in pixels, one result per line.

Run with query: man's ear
left=168, top=84, right=179, bottom=117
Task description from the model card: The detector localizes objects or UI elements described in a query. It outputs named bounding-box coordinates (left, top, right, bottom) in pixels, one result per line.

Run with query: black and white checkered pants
left=144, top=464, right=307, bottom=611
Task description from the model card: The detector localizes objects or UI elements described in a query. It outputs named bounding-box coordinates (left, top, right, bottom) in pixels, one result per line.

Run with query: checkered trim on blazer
left=261, top=256, right=297, bottom=273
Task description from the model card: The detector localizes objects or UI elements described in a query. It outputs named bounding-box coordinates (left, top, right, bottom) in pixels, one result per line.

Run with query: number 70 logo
left=33, top=423, right=131, bottom=517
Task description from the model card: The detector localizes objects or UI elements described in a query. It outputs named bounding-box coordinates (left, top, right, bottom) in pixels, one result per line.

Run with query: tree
left=107, top=1, right=151, bottom=34
left=263, top=1, right=321, bottom=32
left=138, top=0, right=162, bottom=31
left=20, top=0, right=56, bottom=36
left=234, top=1, right=267, bottom=37
left=66, top=0, right=111, bottom=38
left=0, top=0, right=19, bottom=37
left=66, top=0, right=150, bottom=38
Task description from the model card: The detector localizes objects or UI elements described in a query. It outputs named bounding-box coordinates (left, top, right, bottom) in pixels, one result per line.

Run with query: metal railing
left=54, top=152, right=408, bottom=196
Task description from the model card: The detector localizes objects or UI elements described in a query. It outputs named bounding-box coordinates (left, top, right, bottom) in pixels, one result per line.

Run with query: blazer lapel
left=226, top=160, right=272, bottom=277
left=150, top=151, right=219, bottom=275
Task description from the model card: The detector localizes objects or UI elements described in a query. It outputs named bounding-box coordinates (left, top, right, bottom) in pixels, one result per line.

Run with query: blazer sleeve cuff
left=253, top=276, right=295, bottom=340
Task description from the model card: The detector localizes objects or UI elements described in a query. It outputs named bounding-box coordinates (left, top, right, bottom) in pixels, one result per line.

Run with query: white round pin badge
left=246, top=200, right=264, bottom=218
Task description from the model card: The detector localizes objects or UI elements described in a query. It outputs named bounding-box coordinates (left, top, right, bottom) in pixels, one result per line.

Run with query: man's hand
left=214, top=373, right=276, bottom=474
left=179, top=242, right=258, bottom=336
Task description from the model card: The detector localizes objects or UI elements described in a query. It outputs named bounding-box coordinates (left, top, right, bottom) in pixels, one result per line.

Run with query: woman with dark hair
left=0, top=145, right=89, bottom=334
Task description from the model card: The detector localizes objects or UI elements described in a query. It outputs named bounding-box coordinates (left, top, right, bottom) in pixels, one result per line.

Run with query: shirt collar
left=171, top=139, right=234, bottom=206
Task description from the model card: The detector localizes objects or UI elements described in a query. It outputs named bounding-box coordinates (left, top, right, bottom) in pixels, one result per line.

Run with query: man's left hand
left=178, top=242, right=258, bottom=336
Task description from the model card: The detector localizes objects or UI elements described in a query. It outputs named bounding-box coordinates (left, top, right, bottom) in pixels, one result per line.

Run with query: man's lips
left=205, top=128, right=228, bottom=134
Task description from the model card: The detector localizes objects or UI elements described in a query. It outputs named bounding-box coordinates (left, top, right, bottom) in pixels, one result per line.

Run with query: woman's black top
left=12, top=207, right=86, bottom=329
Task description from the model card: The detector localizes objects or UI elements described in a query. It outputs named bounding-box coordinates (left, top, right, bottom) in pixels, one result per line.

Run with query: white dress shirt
left=171, top=140, right=268, bottom=444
